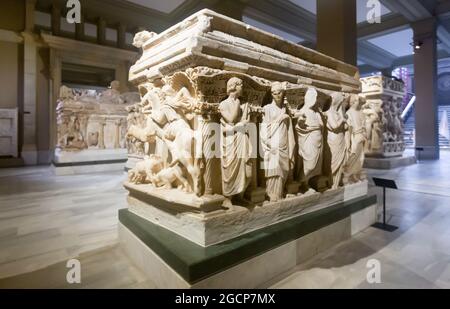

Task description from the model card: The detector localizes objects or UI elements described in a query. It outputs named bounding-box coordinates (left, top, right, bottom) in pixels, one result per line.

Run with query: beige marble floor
left=1, top=151, right=450, bottom=288
left=0, top=166, right=127, bottom=280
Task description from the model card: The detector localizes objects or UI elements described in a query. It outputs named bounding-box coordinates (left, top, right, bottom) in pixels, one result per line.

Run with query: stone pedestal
left=119, top=194, right=377, bottom=288
left=364, top=155, right=417, bottom=170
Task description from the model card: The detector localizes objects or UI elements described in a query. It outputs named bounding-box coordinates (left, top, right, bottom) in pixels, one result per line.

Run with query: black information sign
left=372, top=177, right=399, bottom=232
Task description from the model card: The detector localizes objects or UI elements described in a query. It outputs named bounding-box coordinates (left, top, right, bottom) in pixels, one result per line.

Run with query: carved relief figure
left=150, top=165, right=191, bottom=192
left=128, top=155, right=164, bottom=184
left=59, top=85, right=74, bottom=100
left=219, top=77, right=253, bottom=202
left=363, top=103, right=383, bottom=153
left=260, top=82, right=296, bottom=202
left=295, top=88, right=324, bottom=191
left=88, top=132, right=99, bottom=147
left=151, top=77, right=201, bottom=195
left=127, top=75, right=202, bottom=195
left=344, top=95, right=367, bottom=183
left=324, top=93, right=348, bottom=189
left=59, top=116, right=87, bottom=150
left=391, top=100, right=404, bottom=141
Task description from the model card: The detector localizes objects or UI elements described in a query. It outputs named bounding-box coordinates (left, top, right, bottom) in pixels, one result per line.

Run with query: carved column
left=114, top=119, right=121, bottom=149
left=98, top=119, right=106, bottom=149
left=245, top=110, right=266, bottom=204
left=79, top=115, right=89, bottom=146
left=200, top=114, right=222, bottom=195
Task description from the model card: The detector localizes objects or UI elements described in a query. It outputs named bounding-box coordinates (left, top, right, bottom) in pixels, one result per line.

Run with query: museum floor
left=0, top=150, right=449, bottom=289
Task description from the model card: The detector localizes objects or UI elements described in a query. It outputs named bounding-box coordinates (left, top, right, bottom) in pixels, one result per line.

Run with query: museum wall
left=0, top=41, right=21, bottom=110
left=0, top=0, right=25, bottom=32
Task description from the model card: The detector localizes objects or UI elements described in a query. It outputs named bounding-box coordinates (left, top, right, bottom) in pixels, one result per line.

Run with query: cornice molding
left=0, top=30, right=24, bottom=44
left=41, top=33, right=138, bottom=62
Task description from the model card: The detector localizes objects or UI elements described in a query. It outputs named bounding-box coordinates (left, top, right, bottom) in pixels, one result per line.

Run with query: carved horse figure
left=127, top=73, right=203, bottom=196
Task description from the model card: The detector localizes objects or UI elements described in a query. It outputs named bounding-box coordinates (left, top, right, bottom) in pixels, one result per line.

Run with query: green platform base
left=119, top=194, right=377, bottom=286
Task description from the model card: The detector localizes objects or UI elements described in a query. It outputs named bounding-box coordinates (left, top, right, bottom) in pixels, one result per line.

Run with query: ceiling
left=289, top=0, right=392, bottom=23
left=124, top=0, right=186, bottom=13
left=368, top=28, right=414, bottom=57
left=59, top=0, right=450, bottom=73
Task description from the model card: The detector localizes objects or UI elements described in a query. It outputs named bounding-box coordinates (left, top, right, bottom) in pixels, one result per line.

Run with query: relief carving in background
left=56, top=81, right=139, bottom=152
left=361, top=76, right=406, bottom=158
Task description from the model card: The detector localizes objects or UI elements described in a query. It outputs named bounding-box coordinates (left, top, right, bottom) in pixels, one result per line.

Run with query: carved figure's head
left=271, top=82, right=285, bottom=106
left=227, top=77, right=244, bottom=97
left=304, top=87, right=318, bottom=109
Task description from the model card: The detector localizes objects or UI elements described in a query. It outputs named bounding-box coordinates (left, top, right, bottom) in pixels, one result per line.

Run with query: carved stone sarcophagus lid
left=129, top=9, right=360, bottom=93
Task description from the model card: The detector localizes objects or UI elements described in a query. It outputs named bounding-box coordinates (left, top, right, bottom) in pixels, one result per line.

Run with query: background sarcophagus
left=54, top=83, right=139, bottom=175
left=360, top=75, right=406, bottom=158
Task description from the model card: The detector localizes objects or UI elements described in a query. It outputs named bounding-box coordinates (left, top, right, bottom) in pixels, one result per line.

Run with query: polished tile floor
left=1, top=151, right=450, bottom=289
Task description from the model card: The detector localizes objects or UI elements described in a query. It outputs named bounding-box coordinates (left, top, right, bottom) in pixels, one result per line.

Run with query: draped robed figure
left=325, top=93, right=348, bottom=189
left=261, top=83, right=296, bottom=202
left=219, top=77, right=253, bottom=199
left=344, top=95, right=367, bottom=183
left=295, top=88, right=324, bottom=189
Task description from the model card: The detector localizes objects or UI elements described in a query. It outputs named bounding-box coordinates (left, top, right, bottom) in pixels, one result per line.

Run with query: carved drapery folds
left=360, top=76, right=406, bottom=158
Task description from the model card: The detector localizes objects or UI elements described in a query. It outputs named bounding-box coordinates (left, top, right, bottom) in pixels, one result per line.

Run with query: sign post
left=372, top=178, right=399, bottom=232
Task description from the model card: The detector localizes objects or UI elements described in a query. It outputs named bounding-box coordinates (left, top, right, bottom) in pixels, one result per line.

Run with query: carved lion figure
left=150, top=165, right=191, bottom=193
left=128, top=155, right=164, bottom=184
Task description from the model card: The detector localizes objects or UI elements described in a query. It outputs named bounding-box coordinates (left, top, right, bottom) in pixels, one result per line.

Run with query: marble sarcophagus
left=123, top=8, right=374, bottom=246
left=120, top=9, right=377, bottom=288
left=360, top=75, right=406, bottom=158
left=54, top=82, right=139, bottom=174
